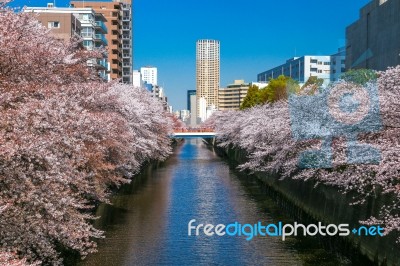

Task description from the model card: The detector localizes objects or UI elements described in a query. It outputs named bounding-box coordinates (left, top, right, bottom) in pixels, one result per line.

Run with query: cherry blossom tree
left=212, top=67, right=400, bottom=242
left=0, top=251, right=38, bottom=266
left=0, top=7, right=102, bottom=88
left=0, top=5, right=173, bottom=264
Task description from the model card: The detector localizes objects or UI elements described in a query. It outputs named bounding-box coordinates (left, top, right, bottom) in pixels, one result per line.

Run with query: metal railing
left=94, top=21, right=107, bottom=33
left=173, top=128, right=215, bottom=133
left=94, top=34, right=108, bottom=46
left=97, top=58, right=108, bottom=69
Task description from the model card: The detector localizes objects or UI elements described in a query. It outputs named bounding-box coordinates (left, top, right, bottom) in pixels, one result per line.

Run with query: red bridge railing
left=173, top=128, right=215, bottom=133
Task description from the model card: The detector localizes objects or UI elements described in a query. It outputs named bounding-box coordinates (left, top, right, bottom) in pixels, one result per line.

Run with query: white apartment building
left=132, top=70, right=142, bottom=88
left=198, top=97, right=207, bottom=122
left=257, top=48, right=346, bottom=86
left=196, top=39, right=220, bottom=118
left=141, top=66, right=158, bottom=86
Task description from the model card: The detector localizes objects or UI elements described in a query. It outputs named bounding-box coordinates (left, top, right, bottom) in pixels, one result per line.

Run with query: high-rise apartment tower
left=196, top=39, right=220, bottom=117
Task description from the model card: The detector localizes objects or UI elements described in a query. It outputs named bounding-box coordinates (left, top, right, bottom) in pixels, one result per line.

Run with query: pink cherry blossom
left=0, top=6, right=173, bottom=264
left=210, top=67, right=400, bottom=243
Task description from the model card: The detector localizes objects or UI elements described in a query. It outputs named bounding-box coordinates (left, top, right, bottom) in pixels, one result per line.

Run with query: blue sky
left=10, top=0, right=371, bottom=110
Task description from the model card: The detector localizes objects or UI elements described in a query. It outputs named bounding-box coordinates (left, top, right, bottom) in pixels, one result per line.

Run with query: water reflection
left=80, top=139, right=332, bottom=265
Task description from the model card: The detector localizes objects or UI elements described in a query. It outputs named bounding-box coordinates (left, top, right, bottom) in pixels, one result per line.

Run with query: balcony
left=122, top=35, right=131, bottom=40
left=122, top=25, right=130, bottom=30
left=122, top=62, right=131, bottom=67
left=96, top=58, right=108, bottom=70
left=98, top=70, right=108, bottom=81
left=122, top=16, right=130, bottom=21
left=94, top=21, right=107, bottom=34
left=87, top=58, right=108, bottom=70
left=94, top=34, right=108, bottom=46
left=81, top=32, right=94, bottom=39
left=122, top=44, right=131, bottom=49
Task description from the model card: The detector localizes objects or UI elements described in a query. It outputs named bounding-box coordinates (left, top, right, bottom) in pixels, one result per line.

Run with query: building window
left=83, top=14, right=94, bottom=22
left=324, top=62, right=331, bottom=65
left=81, top=27, right=93, bottom=38
left=82, top=40, right=93, bottom=49
left=310, top=68, right=318, bottom=72
left=318, top=70, right=323, bottom=73
left=48, top=21, right=60, bottom=28
left=310, top=59, right=318, bottom=64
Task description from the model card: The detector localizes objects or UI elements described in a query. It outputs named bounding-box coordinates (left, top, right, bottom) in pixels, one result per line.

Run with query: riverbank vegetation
left=0, top=5, right=173, bottom=265
left=208, top=68, right=400, bottom=244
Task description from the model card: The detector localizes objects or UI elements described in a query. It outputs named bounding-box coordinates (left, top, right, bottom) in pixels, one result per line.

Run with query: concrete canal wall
left=207, top=139, right=400, bottom=266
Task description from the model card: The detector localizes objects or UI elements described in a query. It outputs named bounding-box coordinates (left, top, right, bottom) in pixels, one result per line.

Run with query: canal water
left=79, top=139, right=351, bottom=266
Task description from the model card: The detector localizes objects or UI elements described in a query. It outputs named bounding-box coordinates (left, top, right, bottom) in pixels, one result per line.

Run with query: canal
left=79, top=139, right=354, bottom=266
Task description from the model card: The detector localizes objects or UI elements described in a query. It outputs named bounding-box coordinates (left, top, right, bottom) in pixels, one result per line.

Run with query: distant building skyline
left=10, top=0, right=371, bottom=110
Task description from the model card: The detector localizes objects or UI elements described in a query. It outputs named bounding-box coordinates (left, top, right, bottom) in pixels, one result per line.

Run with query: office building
left=218, top=80, right=249, bottom=111
left=196, top=39, right=220, bottom=117
left=140, top=66, right=158, bottom=86
left=257, top=48, right=346, bottom=86
left=24, top=6, right=109, bottom=81
left=218, top=80, right=268, bottom=111
left=71, top=0, right=133, bottom=84
left=346, top=0, right=400, bottom=70
left=187, top=90, right=196, bottom=111
left=188, top=90, right=197, bottom=127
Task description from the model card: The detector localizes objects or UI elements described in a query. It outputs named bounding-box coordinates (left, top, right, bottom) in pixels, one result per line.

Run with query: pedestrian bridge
left=171, top=128, right=216, bottom=138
